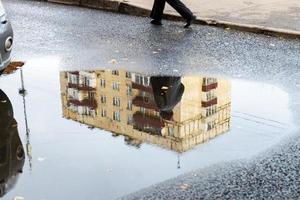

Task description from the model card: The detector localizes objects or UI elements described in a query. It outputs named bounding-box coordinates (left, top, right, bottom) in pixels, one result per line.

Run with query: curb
left=47, top=0, right=300, bottom=39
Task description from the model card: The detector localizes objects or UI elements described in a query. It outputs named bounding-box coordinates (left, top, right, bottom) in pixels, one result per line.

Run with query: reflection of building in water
left=60, top=70, right=231, bottom=152
left=0, top=90, right=25, bottom=198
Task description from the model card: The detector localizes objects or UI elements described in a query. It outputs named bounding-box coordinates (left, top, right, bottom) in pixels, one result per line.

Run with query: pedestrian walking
left=150, top=76, right=185, bottom=120
left=150, top=0, right=196, bottom=28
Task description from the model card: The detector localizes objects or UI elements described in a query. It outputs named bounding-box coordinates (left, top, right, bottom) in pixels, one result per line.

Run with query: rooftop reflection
left=59, top=70, right=231, bottom=152
left=0, top=89, right=25, bottom=198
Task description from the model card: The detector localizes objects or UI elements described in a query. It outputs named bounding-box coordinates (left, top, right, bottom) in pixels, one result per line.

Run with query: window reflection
left=60, top=70, right=231, bottom=152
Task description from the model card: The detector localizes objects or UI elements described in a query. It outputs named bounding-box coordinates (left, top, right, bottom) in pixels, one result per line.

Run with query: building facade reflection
left=0, top=89, right=25, bottom=198
left=60, top=70, right=231, bottom=152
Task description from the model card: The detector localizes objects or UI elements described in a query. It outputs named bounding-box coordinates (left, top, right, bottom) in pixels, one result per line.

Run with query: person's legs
left=166, top=0, right=193, bottom=20
left=150, top=0, right=166, bottom=22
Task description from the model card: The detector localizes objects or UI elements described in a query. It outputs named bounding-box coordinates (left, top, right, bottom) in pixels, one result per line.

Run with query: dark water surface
left=0, top=59, right=296, bottom=200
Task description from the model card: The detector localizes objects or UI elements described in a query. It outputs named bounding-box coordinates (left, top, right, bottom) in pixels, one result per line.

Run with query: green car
left=0, top=89, right=24, bottom=198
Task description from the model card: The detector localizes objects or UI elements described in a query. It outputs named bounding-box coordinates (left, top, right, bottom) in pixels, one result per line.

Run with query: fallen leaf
left=3, top=61, right=25, bottom=75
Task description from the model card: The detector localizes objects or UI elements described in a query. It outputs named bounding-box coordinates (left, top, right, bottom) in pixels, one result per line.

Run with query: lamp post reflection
left=18, top=68, right=32, bottom=171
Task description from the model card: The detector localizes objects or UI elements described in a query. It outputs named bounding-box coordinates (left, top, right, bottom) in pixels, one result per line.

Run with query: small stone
left=13, top=196, right=25, bottom=200
left=109, top=59, right=118, bottom=64
left=179, top=183, right=190, bottom=190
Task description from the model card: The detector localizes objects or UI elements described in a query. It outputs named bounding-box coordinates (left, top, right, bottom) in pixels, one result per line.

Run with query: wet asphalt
left=4, top=0, right=300, bottom=78
left=122, top=136, right=300, bottom=200
left=2, top=0, right=300, bottom=199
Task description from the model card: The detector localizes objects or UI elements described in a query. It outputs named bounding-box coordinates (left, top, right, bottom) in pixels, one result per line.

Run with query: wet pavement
left=1, top=0, right=300, bottom=199
left=0, top=62, right=298, bottom=200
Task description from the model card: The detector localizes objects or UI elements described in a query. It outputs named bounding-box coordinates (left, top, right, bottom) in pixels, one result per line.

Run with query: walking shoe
left=150, top=19, right=162, bottom=26
left=184, top=15, right=196, bottom=28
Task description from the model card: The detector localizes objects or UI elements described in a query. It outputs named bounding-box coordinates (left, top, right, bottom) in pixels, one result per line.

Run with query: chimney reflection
left=0, top=90, right=25, bottom=198
left=60, top=70, right=231, bottom=152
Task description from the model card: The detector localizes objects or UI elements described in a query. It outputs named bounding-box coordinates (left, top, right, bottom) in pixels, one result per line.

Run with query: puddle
left=0, top=60, right=296, bottom=200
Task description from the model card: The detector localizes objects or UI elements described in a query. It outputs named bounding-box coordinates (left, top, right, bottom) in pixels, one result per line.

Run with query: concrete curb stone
left=48, top=0, right=80, bottom=5
left=47, top=0, right=300, bottom=39
left=48, top=0, right=120, bottom=11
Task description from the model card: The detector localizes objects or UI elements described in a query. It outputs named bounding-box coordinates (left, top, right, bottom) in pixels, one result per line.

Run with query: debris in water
left=3, top=61, right=25, bottom=75
left=108, top=59, right=118, bottom=64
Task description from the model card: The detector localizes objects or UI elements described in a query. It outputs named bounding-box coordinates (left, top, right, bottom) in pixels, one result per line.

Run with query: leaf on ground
left=3, top=61, right=25, bottom=75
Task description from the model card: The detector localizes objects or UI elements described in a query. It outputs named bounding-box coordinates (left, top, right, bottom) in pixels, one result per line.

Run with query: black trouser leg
left=166, top=0, right=193, bottom=20
left=150, top=0, right=166, bottom=21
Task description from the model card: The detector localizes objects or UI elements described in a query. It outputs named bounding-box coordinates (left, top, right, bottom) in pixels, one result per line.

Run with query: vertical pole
left=19, top=68, right=32, bottom=171
left=177, top=153, right=181, bottom=169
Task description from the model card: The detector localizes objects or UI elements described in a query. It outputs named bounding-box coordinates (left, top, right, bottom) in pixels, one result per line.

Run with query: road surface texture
left=3, top=0, right=300, bottom=199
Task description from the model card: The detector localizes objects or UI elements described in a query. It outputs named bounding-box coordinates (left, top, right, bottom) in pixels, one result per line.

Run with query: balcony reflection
left=60, top=70, right=231, bottom=152
left=0, top=90, right=25, bottom=198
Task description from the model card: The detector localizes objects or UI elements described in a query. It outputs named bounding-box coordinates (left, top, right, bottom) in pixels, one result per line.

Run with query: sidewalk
left=48, top=0, right=300, bottom=38
left=127, top=0, right=300, bottom=31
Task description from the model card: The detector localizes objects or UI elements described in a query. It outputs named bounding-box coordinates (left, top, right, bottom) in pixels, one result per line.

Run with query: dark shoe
left=184, top=15, right=196, bottom=28
left=150, top=19, right=162, bottom=26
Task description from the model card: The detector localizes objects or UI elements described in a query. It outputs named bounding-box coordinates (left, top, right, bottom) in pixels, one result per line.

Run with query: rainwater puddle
left=0, top=59, right=296, bottom=200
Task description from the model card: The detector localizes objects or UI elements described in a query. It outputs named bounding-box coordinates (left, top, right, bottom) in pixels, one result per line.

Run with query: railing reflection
left=60, top=70, right=231, bottom=153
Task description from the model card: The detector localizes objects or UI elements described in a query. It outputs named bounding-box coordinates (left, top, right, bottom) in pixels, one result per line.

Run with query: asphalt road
left=3, top=0, right=300, bottom=199
left=4, top=0, right=300, bottom=79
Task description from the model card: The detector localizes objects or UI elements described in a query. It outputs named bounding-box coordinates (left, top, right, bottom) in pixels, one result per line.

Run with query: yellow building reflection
left=60, top=70, right=231, bottom=152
